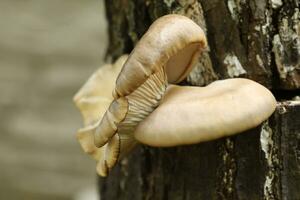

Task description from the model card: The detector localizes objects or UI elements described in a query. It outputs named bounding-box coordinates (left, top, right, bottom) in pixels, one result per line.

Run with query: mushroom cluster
left=74, top=14, right=277, bottom=177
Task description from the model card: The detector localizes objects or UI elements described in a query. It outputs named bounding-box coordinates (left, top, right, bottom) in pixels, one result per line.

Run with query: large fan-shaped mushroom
left=134, top=79, right=276, bottom=147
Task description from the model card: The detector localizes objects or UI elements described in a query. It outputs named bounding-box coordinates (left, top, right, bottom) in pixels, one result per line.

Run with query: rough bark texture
left=105, top=0, right=300, bottom=89
left=100, top=0, right=300, bottom=199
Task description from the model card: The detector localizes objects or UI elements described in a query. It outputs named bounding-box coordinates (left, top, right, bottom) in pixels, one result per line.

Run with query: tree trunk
left=99, top=0, right=300, bottom=199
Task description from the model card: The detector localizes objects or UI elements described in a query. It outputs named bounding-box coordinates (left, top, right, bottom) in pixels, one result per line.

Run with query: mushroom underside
left=166, top=42, right=202, bottom=83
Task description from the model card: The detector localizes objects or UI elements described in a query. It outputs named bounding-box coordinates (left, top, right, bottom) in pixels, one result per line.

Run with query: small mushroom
left=73, top=55, right=128, bottom=174
left=134, top=78, right=277, bottom=147
left=94, top=14, right=207, bottom=175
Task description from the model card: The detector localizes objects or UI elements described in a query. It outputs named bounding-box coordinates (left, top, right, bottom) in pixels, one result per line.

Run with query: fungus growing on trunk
left=93, top=14, right=207, bottom=176
left=74, top=14, right=276, bottom=177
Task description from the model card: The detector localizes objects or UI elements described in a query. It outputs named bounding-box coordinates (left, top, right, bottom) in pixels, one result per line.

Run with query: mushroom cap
left=134, top=78, right=277, bottom=147
left=114, top=14, right=207, bottom=98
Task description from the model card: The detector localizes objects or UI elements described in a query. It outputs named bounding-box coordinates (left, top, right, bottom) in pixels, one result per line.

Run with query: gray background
left=0, top=0, right=107, bottom=199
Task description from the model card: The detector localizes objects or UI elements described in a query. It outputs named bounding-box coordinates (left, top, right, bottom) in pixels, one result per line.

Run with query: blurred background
left=0, top=0, right=107, bottom=199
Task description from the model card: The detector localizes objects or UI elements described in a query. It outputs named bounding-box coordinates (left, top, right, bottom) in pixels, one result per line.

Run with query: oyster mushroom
left=134, top=79, right=277, bottom=147
left=75, top=14, right=276, bottom=177
left=94, top=14, right=207, bottom=175
left=73, top=55, right=128, bottom=174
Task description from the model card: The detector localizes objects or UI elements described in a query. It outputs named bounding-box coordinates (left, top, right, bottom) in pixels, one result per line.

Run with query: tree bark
left=100, top=0, right=300, bottom=199
left=105, top=0, right=300, bottom=89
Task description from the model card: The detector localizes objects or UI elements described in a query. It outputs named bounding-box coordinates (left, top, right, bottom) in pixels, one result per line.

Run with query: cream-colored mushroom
left=73, top=55, right=128, bottom=175
left=94, top=14, right=207, bottom=176
left=134, top=78, right=277, bottom=147
left=75, top=14, right=277, bottom=177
